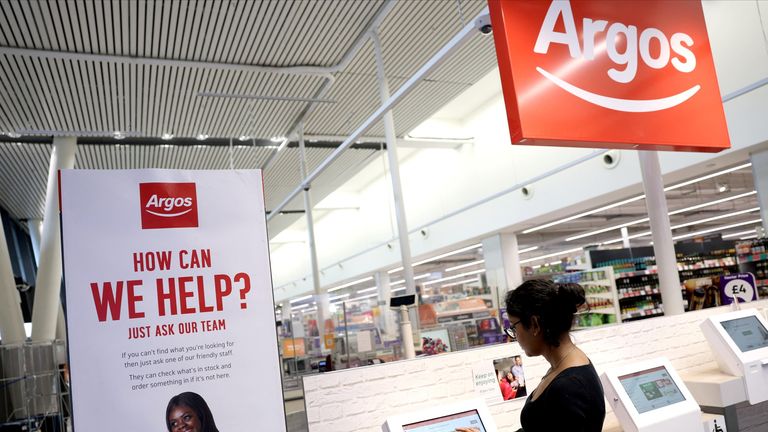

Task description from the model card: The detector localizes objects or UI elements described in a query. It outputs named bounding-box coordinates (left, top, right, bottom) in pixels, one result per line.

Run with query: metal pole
left=638, top=151, right=684, bottom=316
left=370, top=31, right=416, bottom=298
left=0, top=212, right=26, bottom=343
left=31, top=136, right=77, bottom=341
left=298, top=125, right=322, bottom=295
left=267, top=7, right=490, bottom=221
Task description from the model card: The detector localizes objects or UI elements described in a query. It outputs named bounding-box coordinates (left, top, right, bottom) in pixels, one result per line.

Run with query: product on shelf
left=553, top=267, right=620, bottom=329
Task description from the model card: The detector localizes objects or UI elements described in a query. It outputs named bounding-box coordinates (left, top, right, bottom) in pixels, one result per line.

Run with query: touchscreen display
left=721, top=316, right=768, bottom=352
left=403, top=409, right=486, bottom=432
left=618, top=366, right=685, bottom=414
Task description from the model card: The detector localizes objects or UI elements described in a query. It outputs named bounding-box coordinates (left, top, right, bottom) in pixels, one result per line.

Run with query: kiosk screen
left=618, top=366, right=686, bottom=414
left=403, top=409, right=486, bottom=432
left=721, top=316, right=768, bottom=352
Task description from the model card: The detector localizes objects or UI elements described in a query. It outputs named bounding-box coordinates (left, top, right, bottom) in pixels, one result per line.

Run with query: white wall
left=271, top=1, right=768, bottom=303
left=303, top=301, right=768, bottom=432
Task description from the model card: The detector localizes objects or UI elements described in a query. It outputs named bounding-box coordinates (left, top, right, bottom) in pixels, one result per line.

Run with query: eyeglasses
left=504, top=320, right=521, bottom=340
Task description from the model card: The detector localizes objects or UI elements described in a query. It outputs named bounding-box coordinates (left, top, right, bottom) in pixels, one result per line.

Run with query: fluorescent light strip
left=523, top=164, right=753, bottom=235
left=351, top=292, right=379, bottom=301
left=390, top=279, right=405, bottom=286
left=423, top=269, right=485, bottom=287
left=355, top=286, right=378, bottom=294
left=389, top=273, right=430, bottom=287
left=441, top=277, right=480, bottom=288
left=567, top=191, right=758, bottom=242
left=672, top=218, right=762, bottom=240
left=566, top=217, right=649, bottom=242
left=445, top=260, right=485, bottom=272
left=388, top=243, right=482, bottom=273
left=329, top=293, right=350, bottom=301
left=518, top=246, right=539, bottom=254
left=303, top=307, right=317, bottom=313
left=664, top=163, right=752, bottom=191
left=391, top=287, right=407, bottom=293
left=327, top=276, right=374, bottom=293
left=289, top=295, right=313, bottom=304
left=523, top=195, right=645, bottom=234
left=741, top=234, right=759, bottom=240
left=669, top=207, right=760, bottom=230
left=667, top=191, right=756, bottom=215
left=548, top=260, right=561, bottom=265
left=519, top=247, right=583, bottom=264
left=601, top=208, right=761, bottom=244
left=721, top=229, right=756, bottom=239
left=292, top=303, right=309, bottom=309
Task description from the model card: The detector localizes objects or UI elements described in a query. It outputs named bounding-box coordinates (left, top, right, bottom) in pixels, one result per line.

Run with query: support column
left=621, top=227, right=631, bottom=249
left=751, top=149, right=768, bottom=231
left=0, top=213, right=26, bottom=343
left=31, top=136, right=77, bottom=341
left=375, top=271, right=396, bottom=338
left=298, top=124, right=329, bottom=352
left=27, top=219, right=42, bottom=264
left=371, top=32, right=416, bottom=297
left=638, top=151, right=684, bottom=316
left=482, top=234, right=523, bottom=308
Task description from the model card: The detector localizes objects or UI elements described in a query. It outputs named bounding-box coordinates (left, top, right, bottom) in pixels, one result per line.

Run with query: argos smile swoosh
left=145, top=208, right=193, bottom=217
left=536, top=67, right=701, bottom=113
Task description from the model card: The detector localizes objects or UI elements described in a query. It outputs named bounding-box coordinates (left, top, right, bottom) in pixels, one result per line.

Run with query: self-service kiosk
left=382, top=399, right=498, bottom=432
left=701, top=308, right=768, bottom=405
left=601, top=357, right=702, bottom=432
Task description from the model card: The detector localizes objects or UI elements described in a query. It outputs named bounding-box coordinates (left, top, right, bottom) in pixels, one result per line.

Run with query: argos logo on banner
left=139, top=183, right=198, bottom=229
left=488, top=0, right=730, bottom=152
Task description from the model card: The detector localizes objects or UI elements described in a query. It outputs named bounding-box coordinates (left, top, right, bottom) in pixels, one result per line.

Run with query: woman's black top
left=519, top=363, right=605, bottom=432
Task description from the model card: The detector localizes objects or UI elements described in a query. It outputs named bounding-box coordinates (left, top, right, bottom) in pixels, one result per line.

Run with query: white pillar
left=751, top=149, right=768, bottom=231
left=621, top=227, right=631, bottom=249
left=483, top=234, right=523, bottom=306
left=27, top=219, right=42, bottom=265
left=638, top=151, right=684, bottom=316
left=0, top=213, right=27, bottom=343
left=371, top=31, right=416, bottom=297
left=31, top=136, right=77, bottom=341
left=375, top=271, right=396, bottom=338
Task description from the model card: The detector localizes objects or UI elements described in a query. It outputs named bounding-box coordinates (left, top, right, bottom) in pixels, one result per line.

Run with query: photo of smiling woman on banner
left=166, top=391, right=220, bottom=432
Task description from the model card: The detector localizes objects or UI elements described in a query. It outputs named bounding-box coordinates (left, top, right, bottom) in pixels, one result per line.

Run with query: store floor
left=285, top=387, right=308, bottom=432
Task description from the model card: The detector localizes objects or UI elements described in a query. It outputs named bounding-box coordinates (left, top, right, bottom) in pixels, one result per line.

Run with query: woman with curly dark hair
left=166, top=391, right=220, bottom=432
left=504, top=280, right=605, bottom=432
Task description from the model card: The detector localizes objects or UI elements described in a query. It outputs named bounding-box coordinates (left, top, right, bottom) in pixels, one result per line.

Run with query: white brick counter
left=303, top=301, right=768, bottom=431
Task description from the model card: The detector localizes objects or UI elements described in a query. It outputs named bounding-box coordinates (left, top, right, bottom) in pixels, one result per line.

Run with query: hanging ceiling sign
left=488, top=0, right=730, bottom=152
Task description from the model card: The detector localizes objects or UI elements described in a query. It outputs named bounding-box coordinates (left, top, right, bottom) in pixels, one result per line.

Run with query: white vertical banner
left=60, top=169, right=285, bottom=431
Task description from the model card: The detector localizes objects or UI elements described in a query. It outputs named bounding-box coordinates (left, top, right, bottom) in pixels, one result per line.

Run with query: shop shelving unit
left=736, top=238, right=768, bottom=298
left=554, top=267, right=621, bottom=329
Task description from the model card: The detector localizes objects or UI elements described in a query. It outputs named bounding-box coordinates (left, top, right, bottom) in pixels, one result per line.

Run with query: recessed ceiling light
left=6, top=132, right=21, bottom=138
left=113, top=131, right=125, bottom=140
left=270, top=136, right=286, bottom=142
left=159, top=144, right=173, bottom=149
left=161, top=133, right=174, bottom=140
left=196, top=134, right=209, bottom=141
left=238, top=135, right=250, bottom=141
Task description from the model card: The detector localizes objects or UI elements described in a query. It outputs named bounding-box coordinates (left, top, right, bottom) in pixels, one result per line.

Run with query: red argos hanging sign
left=487, top=0, right=730, bottom=152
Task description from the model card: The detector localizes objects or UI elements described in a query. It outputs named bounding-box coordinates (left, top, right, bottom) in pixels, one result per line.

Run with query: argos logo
left=533, top=1, right=698, bottom=112
left=139, top=183, right=198, bottom=229
left=488, top=0, right=729, bottom=152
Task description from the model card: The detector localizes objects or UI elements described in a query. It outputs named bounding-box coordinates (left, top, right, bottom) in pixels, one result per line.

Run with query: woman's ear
left=530, top=316, right=541, bottom=336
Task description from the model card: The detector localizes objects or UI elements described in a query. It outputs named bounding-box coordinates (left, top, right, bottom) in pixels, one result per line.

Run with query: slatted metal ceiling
left=0, top=0, right=492, bottom=139
left=0, top=0, right=495, bottom=241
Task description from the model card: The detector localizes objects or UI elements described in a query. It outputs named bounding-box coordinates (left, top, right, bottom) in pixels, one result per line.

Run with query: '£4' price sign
left=720, top=273, right=757, bottom=305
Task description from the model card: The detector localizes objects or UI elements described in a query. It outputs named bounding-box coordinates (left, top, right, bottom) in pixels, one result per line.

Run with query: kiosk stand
left=700, top=308, right=768, bottom=405
left=600, top=357, right=702, bottom=432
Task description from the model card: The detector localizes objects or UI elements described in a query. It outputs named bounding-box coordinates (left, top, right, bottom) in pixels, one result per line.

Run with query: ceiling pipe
left=267, top=7, right=491, bottom=221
